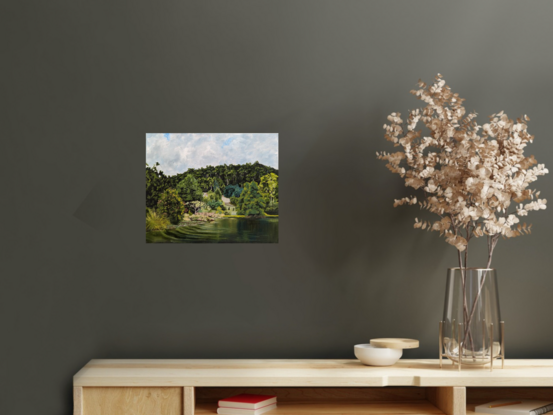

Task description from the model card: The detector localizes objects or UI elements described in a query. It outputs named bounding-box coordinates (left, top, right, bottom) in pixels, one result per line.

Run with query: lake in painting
left=146, top=217, right=279, bottom=243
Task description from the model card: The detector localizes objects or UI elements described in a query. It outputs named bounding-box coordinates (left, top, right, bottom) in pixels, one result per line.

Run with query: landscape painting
left=146, top=133, right=279, bottom=243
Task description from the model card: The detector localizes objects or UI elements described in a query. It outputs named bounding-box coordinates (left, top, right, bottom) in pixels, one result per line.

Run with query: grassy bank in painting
left=146, top=162, right=278, bottom=243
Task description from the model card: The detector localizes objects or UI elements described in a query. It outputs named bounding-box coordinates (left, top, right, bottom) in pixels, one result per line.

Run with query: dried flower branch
left=378, top=74, right=548, bottom=268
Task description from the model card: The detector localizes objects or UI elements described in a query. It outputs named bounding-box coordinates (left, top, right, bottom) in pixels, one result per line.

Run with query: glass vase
left=441, top=268, right=504, bottom=366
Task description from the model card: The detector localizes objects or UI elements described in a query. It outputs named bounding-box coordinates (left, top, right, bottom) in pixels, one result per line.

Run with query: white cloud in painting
left=146, top=133, right=278, bottom=176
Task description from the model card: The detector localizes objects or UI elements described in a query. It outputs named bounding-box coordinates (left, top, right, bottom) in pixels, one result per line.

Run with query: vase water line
left=439, top=268, right=505, bottom=370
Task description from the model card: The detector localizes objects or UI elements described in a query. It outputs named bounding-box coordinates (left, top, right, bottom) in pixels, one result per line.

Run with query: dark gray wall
left=2, top=1, right=553, bottom=414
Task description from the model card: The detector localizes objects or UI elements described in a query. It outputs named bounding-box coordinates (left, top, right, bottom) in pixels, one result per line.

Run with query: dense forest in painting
left=146, top=161, right=279, bottom=243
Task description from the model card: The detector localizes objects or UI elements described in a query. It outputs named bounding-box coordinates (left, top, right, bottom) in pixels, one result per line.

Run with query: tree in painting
left=259, top=173, right=279, bottom=206
left=176, top=174, right=203, bottom=214
left=237, top=182, right=267, bottom=216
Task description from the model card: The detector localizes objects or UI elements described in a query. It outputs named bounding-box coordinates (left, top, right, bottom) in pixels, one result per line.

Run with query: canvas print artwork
left=146, top=133, right=279, bottom=243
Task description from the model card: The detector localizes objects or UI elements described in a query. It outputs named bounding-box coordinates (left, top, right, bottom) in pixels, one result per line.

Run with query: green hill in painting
left=146, top=161, right=278, bottom=210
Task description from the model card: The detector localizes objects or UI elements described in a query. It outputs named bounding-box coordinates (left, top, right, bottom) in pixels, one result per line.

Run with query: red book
left=218, top=394, right=277, bottom=410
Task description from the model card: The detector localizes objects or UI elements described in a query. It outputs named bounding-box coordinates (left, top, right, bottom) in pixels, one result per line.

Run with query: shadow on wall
left=271, top=106, right=452, bottom=355
left=286, top=107, right=449, bottom=278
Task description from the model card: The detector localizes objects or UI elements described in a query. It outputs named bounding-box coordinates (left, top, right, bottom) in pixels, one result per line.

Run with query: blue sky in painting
left=146, top=133, right=278, bottom=175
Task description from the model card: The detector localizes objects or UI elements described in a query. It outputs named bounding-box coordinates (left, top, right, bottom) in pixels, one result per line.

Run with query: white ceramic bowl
left=354, top=344, right=402, bottom=366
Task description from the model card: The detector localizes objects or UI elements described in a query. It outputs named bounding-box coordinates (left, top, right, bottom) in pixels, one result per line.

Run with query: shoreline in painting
left=160, top=214, right=279, bottom=230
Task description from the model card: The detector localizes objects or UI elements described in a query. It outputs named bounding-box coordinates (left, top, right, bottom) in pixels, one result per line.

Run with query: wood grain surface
left=82, top=387, right=182, bottom=415
left=73, top=359, right=553, bottom=387
left=73, top=387, right=83, bottom=415
left=427, top=387, right=466, bottom=415
left=184, top=386, right=195, bottom=415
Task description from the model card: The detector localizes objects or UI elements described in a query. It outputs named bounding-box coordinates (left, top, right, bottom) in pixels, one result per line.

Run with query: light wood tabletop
left=73, top=359, right=553, bottom=387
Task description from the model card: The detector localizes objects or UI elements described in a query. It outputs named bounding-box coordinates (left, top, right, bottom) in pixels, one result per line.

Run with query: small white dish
left=354, top=343, right=403, bottom=366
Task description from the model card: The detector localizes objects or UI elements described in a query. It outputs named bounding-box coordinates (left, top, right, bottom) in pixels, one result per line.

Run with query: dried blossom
left=377, top=74, right=548, bottom=268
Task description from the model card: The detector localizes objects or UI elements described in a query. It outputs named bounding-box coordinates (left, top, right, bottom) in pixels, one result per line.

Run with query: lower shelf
left=196, top=401, right=445, bottom=414
left=194, top=386, right=462, bottom=415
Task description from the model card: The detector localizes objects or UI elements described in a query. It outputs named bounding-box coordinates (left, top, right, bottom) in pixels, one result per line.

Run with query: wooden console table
left=73, top=359, right=553, bottom=415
